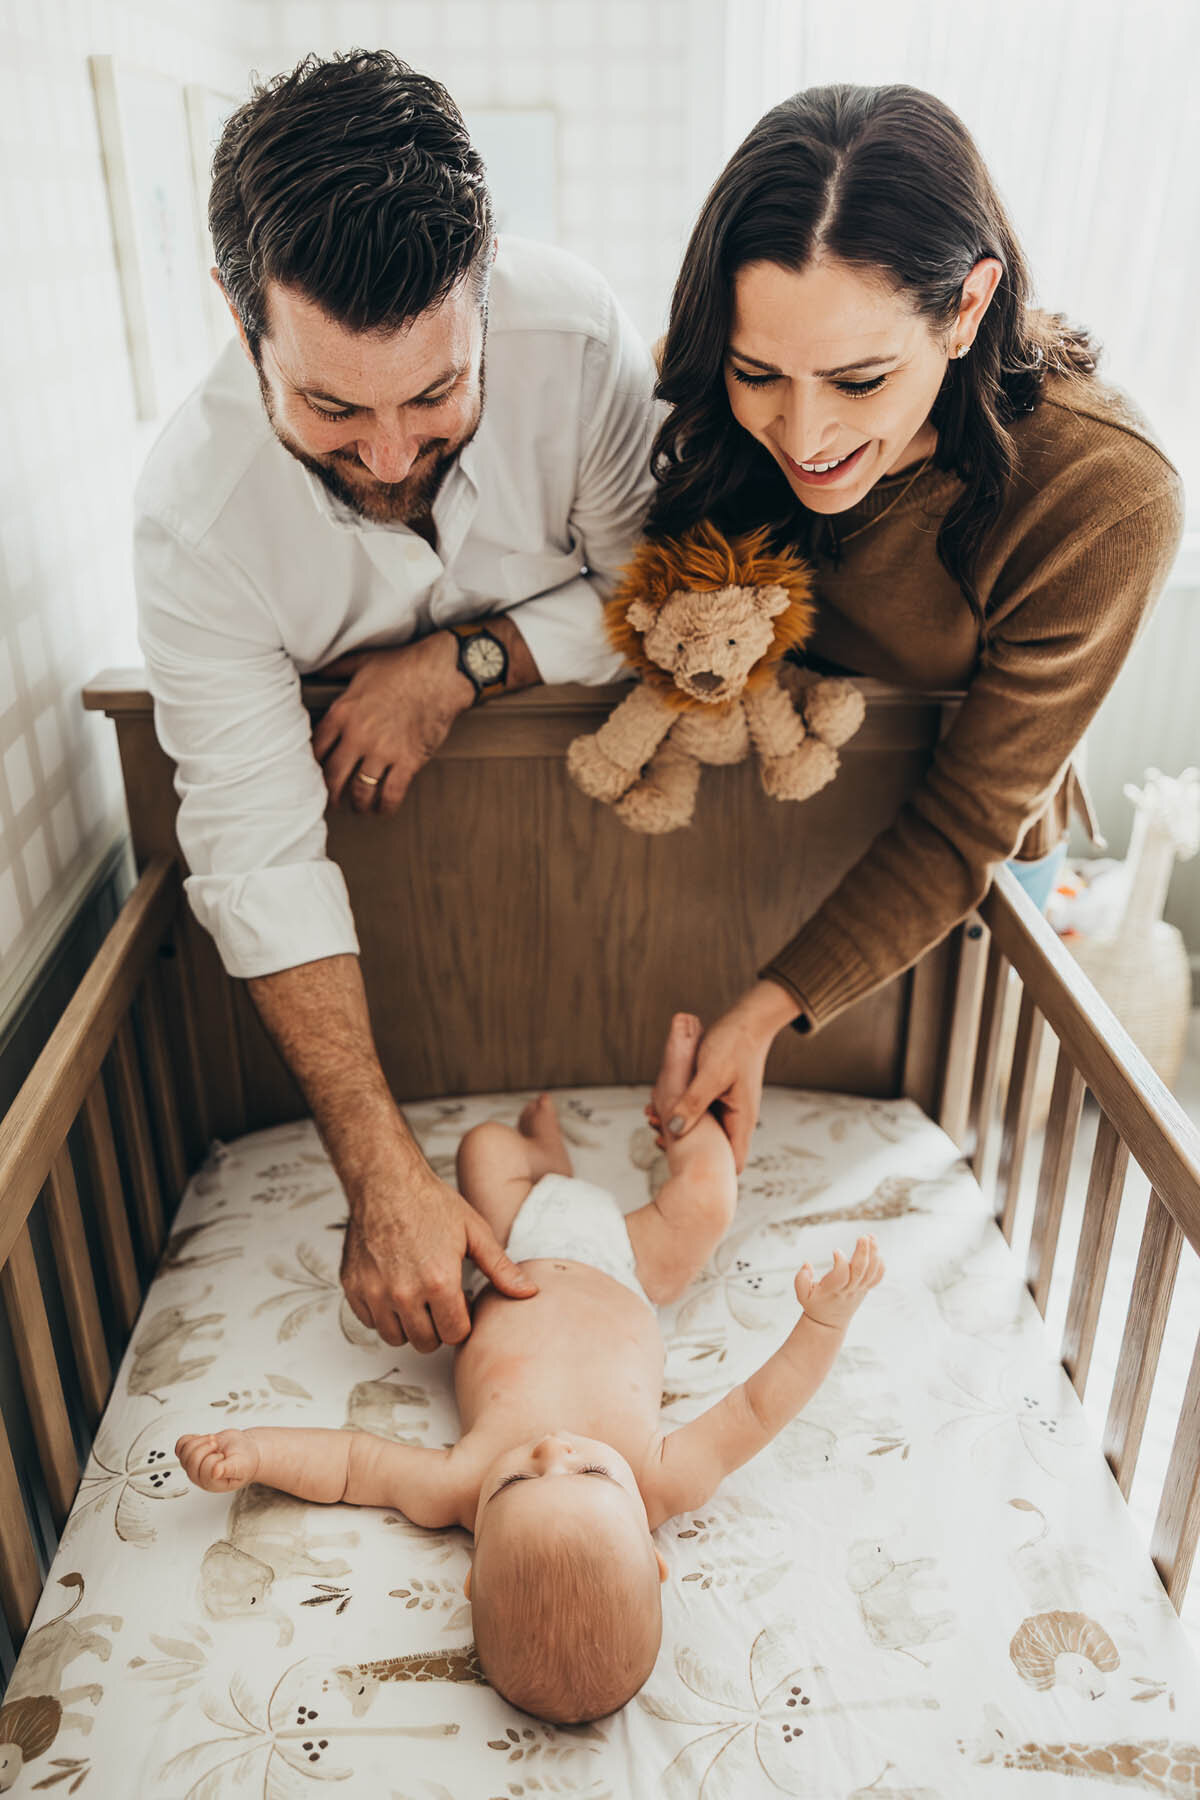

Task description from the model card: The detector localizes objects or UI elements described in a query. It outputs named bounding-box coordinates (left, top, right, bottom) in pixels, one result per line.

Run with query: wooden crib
left=2, top=676, right=1198, bottom=1794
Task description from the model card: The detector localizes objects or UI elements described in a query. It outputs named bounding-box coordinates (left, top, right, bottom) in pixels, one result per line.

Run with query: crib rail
left=939, top=864, right=1200, bottom=1610
left=0, top=857, right=197, bottom=1653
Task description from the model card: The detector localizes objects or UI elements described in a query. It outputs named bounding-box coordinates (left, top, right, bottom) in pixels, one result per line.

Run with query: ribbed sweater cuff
left=759, top=912, right=876, bottom=1035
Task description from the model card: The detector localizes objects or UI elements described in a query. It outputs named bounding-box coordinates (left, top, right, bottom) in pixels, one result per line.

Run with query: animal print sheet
left=4, top=1087, right=1198, bottom=1797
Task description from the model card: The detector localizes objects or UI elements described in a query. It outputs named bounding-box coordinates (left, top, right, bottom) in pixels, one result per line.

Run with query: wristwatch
left=448, top=622, right=508, bottom=703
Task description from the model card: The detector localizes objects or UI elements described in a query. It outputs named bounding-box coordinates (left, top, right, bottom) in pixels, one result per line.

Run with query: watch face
left=464, top=633, right=506, bottom=683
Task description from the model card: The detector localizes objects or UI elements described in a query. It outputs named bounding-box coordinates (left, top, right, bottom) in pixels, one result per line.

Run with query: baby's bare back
left=455, top=1259, right=664, bottom=1455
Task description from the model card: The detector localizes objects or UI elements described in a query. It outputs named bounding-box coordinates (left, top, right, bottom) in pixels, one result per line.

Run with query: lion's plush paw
left=566, top=734, right=635, bottom=802
left=759, top=738, right=840, bottom=801
left=614, top=779, right=695, bottom=834
left=801, top=678, right=865, bottom=748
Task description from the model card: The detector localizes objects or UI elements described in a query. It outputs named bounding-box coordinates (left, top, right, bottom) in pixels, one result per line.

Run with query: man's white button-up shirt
left=135, top=238, right=659, bottom=979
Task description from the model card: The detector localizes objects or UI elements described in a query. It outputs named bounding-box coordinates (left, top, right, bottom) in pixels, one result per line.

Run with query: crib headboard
left=82, top=675, right=961, bottom=1137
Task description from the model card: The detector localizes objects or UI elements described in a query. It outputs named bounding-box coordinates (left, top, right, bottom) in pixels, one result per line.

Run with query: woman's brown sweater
left=760, top=372, right=1186, bottom=1031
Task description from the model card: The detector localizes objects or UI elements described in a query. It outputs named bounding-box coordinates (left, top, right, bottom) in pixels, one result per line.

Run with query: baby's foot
left=651, top=1013, right=702, bottom=1129
left=517, top=1093, right=572, bottom=1177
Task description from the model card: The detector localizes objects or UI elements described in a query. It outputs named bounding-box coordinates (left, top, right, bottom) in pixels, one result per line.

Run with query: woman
left=657, top=84, right=1183, bottom=1166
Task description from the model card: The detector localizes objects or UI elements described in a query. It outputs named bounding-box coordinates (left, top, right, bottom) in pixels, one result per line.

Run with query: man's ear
left=463, top=1565, right=472, bottom=1599
left=212, top=269, right=255, bottom=364
left=655, top=1548, right=668, bottom=1584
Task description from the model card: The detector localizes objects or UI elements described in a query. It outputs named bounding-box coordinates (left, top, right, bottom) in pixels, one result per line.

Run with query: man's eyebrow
left=292, top=364, right=465, bottom=409
left=726, top=348, right=898, bottom=379
left=484, top=1469, right=619, bottom=1506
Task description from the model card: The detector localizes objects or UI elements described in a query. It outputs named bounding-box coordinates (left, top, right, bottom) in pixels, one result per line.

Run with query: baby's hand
left=794, top=1235, right=883, bottom=1330
left=176, top=1429, right=260, bottom=1493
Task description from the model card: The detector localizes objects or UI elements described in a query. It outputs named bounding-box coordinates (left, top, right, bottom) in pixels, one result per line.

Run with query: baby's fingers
left=819, top=1248, right=851, bottom=1292
left=794, top=1264, right=815, bottom=1306
left=848, top=1235, right=875, bottom=1284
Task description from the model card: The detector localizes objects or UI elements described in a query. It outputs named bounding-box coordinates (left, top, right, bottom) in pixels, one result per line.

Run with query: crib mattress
left=5, top=1086, right=1199, bottom=1798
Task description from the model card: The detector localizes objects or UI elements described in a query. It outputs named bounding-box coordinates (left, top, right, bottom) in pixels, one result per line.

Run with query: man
left=135, top=51, right=658, bottom=1355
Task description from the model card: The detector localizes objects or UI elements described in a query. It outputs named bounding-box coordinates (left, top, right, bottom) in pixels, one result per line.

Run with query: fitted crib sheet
left=5, top=1086, right=1199, bottom=1798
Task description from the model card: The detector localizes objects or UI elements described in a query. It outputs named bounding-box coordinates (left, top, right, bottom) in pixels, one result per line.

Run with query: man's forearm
left=246, top=952, right=424, bottom=1200
left=478, top=614, right=541, bottom=695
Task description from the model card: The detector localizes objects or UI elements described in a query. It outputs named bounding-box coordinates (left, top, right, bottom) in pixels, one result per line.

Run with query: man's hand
left=662, top=981, right=800, bottom=1171
left=312, top=632, right=473, bottom=814
left=342, top=1164, right=538, bottom=1353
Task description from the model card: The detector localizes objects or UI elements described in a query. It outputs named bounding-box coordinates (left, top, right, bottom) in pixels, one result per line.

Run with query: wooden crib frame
left=2, top=678, right=1198, bottom=1672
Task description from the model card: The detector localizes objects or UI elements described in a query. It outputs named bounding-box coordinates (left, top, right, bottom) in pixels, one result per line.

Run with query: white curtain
left=721, top=0, right=1200, bottom=532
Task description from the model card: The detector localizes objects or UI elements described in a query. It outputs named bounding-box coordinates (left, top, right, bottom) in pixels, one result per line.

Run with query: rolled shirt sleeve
left=137, top=512, right=360, bottom=978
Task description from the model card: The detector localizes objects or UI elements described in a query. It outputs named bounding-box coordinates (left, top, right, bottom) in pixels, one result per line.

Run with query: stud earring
left=955, top=343, right=970, bottom=359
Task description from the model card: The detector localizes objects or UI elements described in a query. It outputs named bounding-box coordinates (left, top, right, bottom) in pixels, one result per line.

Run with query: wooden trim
left=82, top=1081, right=141, bottom=1337
left=981, top=869, right=1200, bottom=1248
left=1, top=1225, right=78, bottom=1527
left=1026, top=1050, right=1086, bottom=1316
left=44, top=1148, right=110, bottom=1427
left=139, top=971, right=188, bottom=1201
left=936, top=917, right=988, bottom=1145
left=112, top=1017, right=165, bottom=1261
left=1061, top=1113, right=1130, bottom=1398
left=0, top=858, right=181, bottom=1270
left=967, top=938, right=1007, bottom=1180
left=1152, top=1327, right=1200, bottom=1608
left=0, top=1410, right=41, bottom=1641
left=1104, top=1192, right=1184, bottom=1499
left=994, top=988, right=1045, bottom=1242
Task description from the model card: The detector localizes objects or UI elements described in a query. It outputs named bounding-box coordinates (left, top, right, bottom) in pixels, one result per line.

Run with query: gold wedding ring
left=355, top=770, right=382, bottom=787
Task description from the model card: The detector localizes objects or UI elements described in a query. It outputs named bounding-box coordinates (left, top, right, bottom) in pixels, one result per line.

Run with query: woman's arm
left=669, top=477, right=1184, bottom=1162
left=176, top=1427, right=461, bottom=1528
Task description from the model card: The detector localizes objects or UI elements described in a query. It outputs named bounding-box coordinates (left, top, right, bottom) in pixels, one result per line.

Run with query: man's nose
left=355, top=428, right=422, bottom=483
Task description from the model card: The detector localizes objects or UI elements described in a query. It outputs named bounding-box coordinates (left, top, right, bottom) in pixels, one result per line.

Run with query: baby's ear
left=655, top=1548, right=668, bottom=1584
left=463, top=1566, right=472, bottom=1599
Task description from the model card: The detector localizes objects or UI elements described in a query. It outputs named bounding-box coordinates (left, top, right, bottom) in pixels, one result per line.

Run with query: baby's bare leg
left=626, top=1015, right=738, bottom=1304
left=456, top=1095, right=573, bottom=1246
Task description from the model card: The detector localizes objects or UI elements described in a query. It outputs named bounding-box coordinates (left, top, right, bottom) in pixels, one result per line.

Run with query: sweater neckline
left=826, top=456, right=962, bottom=531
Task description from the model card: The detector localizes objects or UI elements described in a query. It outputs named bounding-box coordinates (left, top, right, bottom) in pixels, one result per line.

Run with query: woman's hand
left=662, top=982, right=800, bottom=1171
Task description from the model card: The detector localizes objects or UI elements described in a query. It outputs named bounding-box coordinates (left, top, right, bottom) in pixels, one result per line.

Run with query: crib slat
left=937, top=919, right=988, bottom=1144
left=1, top=1225, right=79, bottom=1527
left=139, top=970, right=188, bottom=1200
left=82, top=1080, right=141, bottom=1334
left=1105, top=1192, right=1183, bottom=1498
left=44, top=1147, right=111, bottom=1426
left=113, top=1016, right=165, bottom=1259
left=995, top=987, right=1045, bottom=1241
left=0, top=1410, right=42, bottom=1640
left=967, top=940, right=1007, bottom=1180
left=1061, top=1113, right=1130, bottom=1398
left=1026, top=1049, right=1086, bottom=1316
left=1152, top=1325, right=1200, bottom=1610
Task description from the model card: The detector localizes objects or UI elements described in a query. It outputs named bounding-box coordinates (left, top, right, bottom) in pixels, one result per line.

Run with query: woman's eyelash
left=729, top=368, right=888, bottom=398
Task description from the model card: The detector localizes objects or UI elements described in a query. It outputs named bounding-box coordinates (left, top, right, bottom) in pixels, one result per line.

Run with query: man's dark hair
left=209, top=48, right=494, bottom=356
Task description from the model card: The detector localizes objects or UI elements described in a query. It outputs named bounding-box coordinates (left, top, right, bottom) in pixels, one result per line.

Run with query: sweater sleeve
left=759, top=477, right=1185, bottom=1031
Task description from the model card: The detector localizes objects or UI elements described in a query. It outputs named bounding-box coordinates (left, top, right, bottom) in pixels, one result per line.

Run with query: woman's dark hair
left=649, top=84, right=1097, bottom=616
left=209, top=49, right=493, bottom=357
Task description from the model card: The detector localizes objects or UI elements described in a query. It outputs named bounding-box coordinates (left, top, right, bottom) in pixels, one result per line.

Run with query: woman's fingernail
left=667, top=1116, right=684, bottom=1136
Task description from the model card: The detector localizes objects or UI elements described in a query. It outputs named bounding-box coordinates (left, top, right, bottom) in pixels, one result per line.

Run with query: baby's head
left=468, top=1432, right=667, bottom=1723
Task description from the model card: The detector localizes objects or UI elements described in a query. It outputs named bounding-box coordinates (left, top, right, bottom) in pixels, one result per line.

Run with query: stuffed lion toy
left=566, top=522, right=864, bottom=833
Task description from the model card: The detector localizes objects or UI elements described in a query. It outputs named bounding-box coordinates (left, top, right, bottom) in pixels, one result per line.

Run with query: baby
left=177, top=1014, right=882, bottom=1723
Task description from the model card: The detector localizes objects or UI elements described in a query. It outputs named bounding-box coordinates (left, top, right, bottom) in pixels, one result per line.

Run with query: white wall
left=0, top=0, right=259, bottom=1019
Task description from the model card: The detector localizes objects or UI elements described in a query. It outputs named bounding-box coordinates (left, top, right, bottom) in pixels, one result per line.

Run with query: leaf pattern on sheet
left=64, top=1418, right=192, bottom=1548
left=11, top=1086, right=1200, bottom=1797
left=639, top=1628, right=940, bottom=1796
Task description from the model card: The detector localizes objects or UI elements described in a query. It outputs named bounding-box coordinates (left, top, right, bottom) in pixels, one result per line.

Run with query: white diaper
left=468, top=1173, right=652, bottom=1309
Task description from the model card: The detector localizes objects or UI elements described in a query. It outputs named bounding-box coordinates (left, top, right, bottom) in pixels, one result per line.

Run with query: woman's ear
left=953, top=256, right=1004, bottom=350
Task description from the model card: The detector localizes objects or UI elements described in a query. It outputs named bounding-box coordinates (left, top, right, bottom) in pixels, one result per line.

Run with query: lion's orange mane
left=605, top=522, right=816, bottom=709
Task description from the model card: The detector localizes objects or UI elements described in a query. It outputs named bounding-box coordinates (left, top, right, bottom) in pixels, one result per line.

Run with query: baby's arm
left=175, top=1427, right=461, bottom=1528
left=642, top=1236, right=883, bottom=1526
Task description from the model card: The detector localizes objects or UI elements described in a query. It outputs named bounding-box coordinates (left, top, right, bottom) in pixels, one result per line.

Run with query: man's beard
left=257, top=355, right=485, bottom=527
